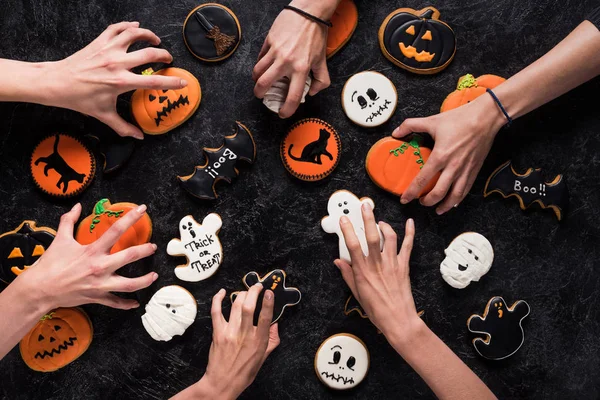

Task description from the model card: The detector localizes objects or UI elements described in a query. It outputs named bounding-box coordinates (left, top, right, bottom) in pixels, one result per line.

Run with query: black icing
left=183, top=4, right=240, bottom=61
left=84, top=132, right=135, bottom=174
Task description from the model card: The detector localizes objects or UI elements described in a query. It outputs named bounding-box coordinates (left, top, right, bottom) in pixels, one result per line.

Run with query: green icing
left=89, top=199, right=124, bottom=233
left=457, top=74, right=477, bottom=90
left=40, top=312, right=55, bottom=321
left=390, top=138, right=425, bottom=169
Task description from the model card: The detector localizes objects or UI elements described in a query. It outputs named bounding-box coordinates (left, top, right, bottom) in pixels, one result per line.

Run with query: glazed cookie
left=167, top=214, right=223, bottom=282
left=344, top=295, right=368, bottom=318
left=440, top=232, right=493, bottom=289
left=314, top=333, right=369, bottom=390
left=179, top=122, right=256, bottom=200
left=142, top=286, right=197, bottom=342
left=379, top=7, right=456, bottom=74
left=441, top=74, right=506, bottom=112
left=484, top=161, right=569, bottom=221
left=281, top=118, right=341, bottom=181
left=131, top=67, right=201, bottom=135
left=0, top=221, right=55, bottom=285
left=84, top=132, right=135, bottom=174
left=183, top=3, right=241, bottom=62
left=342, top=71, right=397, bottom=127
left=30, top=133, right=96, bottom=198
left=321, top=190, right=383, bottom=264
left=263, top=76, right=312, bottom=114
left=326, top=0, right=358, bottom=58
left=467, top=296, right=530, bottom=360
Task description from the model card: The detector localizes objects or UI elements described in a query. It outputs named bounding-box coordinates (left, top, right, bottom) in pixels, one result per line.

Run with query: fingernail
left=152, top=243, right=157, bottom=251
left=265, top=290, right=273, bottom=300
left=419, top=198, right=426, bottom=206
left=340, top=216, right=349, bottom=225
left=392, top=128, right=399, bottom=137
left=133, top=302, right=140, bottom=308
left=254, top=282, right=263, bottom=288
left=71, top=203, right=80, bottom=212
left=436, top=208, right=444, bottom=215
left=134, top=134, right=144, bottom=140
left=362, top=202, right=372, bottom=211
left=180, top=79, right=188, bottom=87
left=152, top=272, right=159, bottom=281
left=400, top=198, right=409, bottom=204
left=137, top=204, right=147, bottom=213
left=219, top=288, right=225, bottom=295
left=132, top=21, right=140, bottom=26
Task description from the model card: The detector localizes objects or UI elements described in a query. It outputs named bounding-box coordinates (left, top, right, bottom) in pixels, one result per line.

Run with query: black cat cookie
left=467, top=296, right=530, bottom=360
left=178, top=122, right=256, bottom=200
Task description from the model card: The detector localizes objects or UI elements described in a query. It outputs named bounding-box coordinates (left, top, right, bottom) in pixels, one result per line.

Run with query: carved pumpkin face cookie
left=326, top=0, right=358, bottom=59
left=441, top=74, right=506, bottom=112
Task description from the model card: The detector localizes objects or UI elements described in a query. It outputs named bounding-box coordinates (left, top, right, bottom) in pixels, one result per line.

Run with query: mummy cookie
left=315, top=333, right=369, bottom=390
left=341, top=71, right=398, bottom=127
left=263, top=76, right=312, bottom=114
left=141, top=286, right=197, bottom=342
left=467, top=296, right=530, bottom=360
left=167, top=214, right=223, bottom=282
left=321, top=190, right=383, bottom=264
left=440, top=232, right=493, bottom=289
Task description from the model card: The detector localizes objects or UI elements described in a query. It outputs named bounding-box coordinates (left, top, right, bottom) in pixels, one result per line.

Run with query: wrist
left=472, top=90, right=508, bottom=137
left=194, top=374, right=240, bottom=400
left=382, top=316, right=429, bottom=354
left=288, top=0, right=340, bottom=20
left=10, top=272, right=54, bottom=316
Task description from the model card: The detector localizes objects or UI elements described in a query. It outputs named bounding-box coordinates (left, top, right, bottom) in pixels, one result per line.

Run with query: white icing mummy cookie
left=440, top=232, right=494, bottom=289
left=321, top=190, right=383, bottom=264
left=167, top=214, right=223, bottom=282
left=141, top=285, right=197, bottom=341
left=263, top=76, right=312, bottom=113
left=341, top=71, right=398, bottom=127
left=315, top=333, right=369, bottom=390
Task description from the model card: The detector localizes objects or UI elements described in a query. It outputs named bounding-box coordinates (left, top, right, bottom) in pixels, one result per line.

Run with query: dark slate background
left=1, top=0, right=599, bottom=399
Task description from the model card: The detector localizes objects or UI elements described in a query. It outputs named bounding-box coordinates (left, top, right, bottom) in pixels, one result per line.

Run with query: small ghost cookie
left=314, top=333, right=369, bottom=390
left=341, top=71, right=398, bottom=127
left=167, top=214, right=223, bottom=282
left=321, top=190, right=383, bottom=264
left=141, top=286, right=197, bottom=342
left=263, top=76, right=312, bottom=114
left=440, top=232, right=493, bottom=289
left=467, top=296, right=530, bottom=360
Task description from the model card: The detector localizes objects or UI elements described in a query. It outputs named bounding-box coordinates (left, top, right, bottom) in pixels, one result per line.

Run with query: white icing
left=142, top=286, right=197, bottom=341
left=263, top=76, right=312, bottom=113
left=315, top=334, right=369, bottom=390
left=341, top=71, right=397, bottom=127
left=440, top=232, right=494, bottom=289
left=167, top=214, right=223, bottom=282
left=321, top=190, right=383, bottom=264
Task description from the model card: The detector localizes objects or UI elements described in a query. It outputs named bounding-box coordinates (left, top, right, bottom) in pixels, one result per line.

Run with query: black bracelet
left=486, top=88, right=513, bottom=127
left=284, top=5, right=333, bottom=28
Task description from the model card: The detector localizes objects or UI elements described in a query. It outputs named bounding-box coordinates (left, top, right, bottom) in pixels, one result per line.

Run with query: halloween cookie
left=75, top=199, right=152, bottom=254
left=440, top=232, right=493, bottom=289
left=0, top=221, right=55, bottom=285
left=231, top=269, right=301, bottom=325
left=321, top=190, right=383, bottom=264
left=179, top=122, right=256, bottom=200
left=344, top=295, right=368, bottom=318
left=131, top=67, right=201, bottom=135
left=467, top=296, right=530, bottom=360
left=341, top=71, right=398, bottom=127
left=379, top=6, right=456, bottom=74
left=484, top=161, right=568, bottom=221
left=366, top=136, right=438, bottom=197
left=281, top=118, right=341, bottom=181
left=315, top=333, right=369, bottom=390
left=30, top=134, right=95, bottom=198
left=183, top=3, right=241, bottom=62
left=326, top=0, right=358, bottom=58
left=142, top=285, right=197, bottom=342
left=263, top=76, right=312, bottom=114
left=167, top=214, right=223, bottom=282
left=441, top=74, right=506, bottom=112
left=20, top=307, right=93, bottom=372
left=84, top=132, right=135, bottom=174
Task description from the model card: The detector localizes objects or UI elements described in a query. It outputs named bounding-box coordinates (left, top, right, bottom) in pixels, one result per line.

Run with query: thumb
left=265, top=323, right=280, bottom=357
left=56, top=203, right=82, bottom=239
left=392, top=117, right=433, bottom=139
left=309, top=60, right=330, bottom=96
left=101, top=111, right=144, bottom=140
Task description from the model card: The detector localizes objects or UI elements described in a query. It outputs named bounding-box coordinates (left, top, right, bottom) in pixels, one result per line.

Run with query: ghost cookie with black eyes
left=141, top=285, right=197, bottom=342
left=315, top=333, right=369, bottom=390
left=341, top=71, right=398, bottom=127
left=440, top=232, right=493, bottom=289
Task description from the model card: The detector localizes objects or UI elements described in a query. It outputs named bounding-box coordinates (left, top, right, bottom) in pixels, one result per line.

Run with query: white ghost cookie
left=167, top=214, right=223, bottom=282
left=321, top=190, right=383, bottom=264
left=314, top=333, right=370, bottom=390
left=141, top=285, right=197, bottom=341
left=440, top=232, right=494, bottom=289
left=341, top=71, right=397, bottom=127
left=263, top=76, right=312, bottom=113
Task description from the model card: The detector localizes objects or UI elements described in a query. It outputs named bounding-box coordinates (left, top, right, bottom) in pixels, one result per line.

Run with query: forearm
left=0, top=59, right=56, bottom=105
left=288, top=0, right=342, bottom=20
left=171, top=375, right=239, bottom=400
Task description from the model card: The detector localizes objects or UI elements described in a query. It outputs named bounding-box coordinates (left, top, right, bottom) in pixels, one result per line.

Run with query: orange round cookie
left=326, top=0, right=358, bottom=59
left=30, top=134, right=95, bottom=198
left=281, top=119, right=341, bottom=181
left=441, top=74, right=505, bottom=112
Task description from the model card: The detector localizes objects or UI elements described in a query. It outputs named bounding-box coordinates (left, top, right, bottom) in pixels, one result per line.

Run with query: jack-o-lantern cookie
left=142, top=285, right=197, bottom=342
left=30, top=134, right=96, bottom=198
left=0, top=221, right=55, bottom=285
left=327, top=0, right=358, bottom=59
left=440, top=232, right=493, bottom=289
left=341, top=71, right=398, bottom=127
left=131, top=67, right=201, bottom=135
left=20, top=307, right=93, bottom=372
left=183, top=3, right=241, bottom=62
left=281, top=118, right=341, bottom=181
left=366, top=136, right=438, bottom=197
left=75, top=199, right=152, bottom=254
left=315, top=333, right=369, bottom=390
left=441, top=74, right=506, bottom=112
left=379, top=6, right=456, bottom=74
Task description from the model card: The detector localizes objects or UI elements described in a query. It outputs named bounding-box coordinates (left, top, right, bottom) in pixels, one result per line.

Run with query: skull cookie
left=141, top=286, right=197, bottom=342
left=315, top=333, right=369, bottom=390
left=440, top=232, right=493, bottom=289
left=341, top=71, right=397, bottom=127
left=167, top=214, right=223, bottom=282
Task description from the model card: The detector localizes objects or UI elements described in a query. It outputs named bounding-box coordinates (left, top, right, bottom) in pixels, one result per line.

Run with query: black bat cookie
left=467, top=296, right=530, bottom=360
left=179, top=122, right=256, bottom=200
left=344, top=295, right=368, bottom=318
left=231, top=269, right=301, bottom=325
left=484, top=161, right=568, bottom=221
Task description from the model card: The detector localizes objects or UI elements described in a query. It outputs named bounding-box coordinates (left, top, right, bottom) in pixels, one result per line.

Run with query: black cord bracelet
left=486, top=88, right=513, bottom=127
left=284, top=5, right=333, bottom=27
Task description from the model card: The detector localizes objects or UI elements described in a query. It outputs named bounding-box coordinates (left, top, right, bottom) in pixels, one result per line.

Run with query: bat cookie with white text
left=314, top=333, right=369, bottom=390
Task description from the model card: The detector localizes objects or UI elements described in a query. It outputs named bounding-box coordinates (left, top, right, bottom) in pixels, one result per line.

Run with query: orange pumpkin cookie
left=30, top=134, right=95, bottom=198
left=281, top=118, right=341, bottom=181
left=75, top=199, right=152, bottom=254
left=20, top=307, right=93, bottom=372
left=441, top=74, right=506, bottom=112
left=326, top=0, right=358, bottom=59
left=131, top=67, right=201, bottom=135
left=366, top=136, right=438, bottom=197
